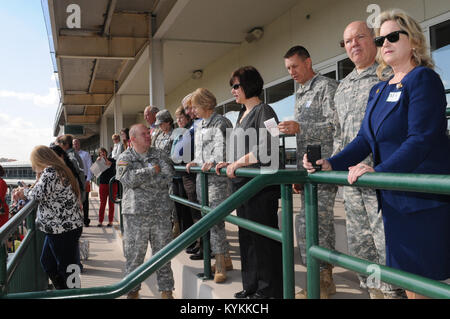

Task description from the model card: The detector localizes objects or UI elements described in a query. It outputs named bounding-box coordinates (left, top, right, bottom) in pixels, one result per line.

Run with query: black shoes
left=189, top=252, right=204, bottom=260
left=247, top=291, right=269, bottom=299
left=186, top=245, right=200, bottom=255
left=234, top=290, right=271, bottom=299
left=234, top=290, right=255, bottom=299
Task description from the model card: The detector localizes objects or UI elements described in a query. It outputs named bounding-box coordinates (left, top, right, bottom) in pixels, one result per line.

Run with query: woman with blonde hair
left=304, top=9, right=450, bottom=298
left=186, top=88, right=234, bottom=283
left=15, top=145, right=83, bottom=289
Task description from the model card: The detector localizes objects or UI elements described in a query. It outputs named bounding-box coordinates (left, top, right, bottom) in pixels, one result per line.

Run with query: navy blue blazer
left=329, top=66, right=450, bottom=214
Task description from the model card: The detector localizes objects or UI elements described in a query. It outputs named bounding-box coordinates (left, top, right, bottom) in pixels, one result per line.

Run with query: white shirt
left=77, top=149, right=93, bottom=181
left=111, top=142, right=124, bottom=161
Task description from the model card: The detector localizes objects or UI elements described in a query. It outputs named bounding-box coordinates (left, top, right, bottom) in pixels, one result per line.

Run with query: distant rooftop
left=0, top=161, right=32, bottom=168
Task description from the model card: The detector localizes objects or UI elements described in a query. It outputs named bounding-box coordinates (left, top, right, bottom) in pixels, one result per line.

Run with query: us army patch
left=117, top=165, right=127, bottom=177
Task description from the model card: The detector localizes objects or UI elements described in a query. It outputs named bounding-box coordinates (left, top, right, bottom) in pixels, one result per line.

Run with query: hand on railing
left=293, top=184, right=303, bottom=194
left=215, top=161, right=242, bottom=179
left=185, top=162, right=197, bottom=173
left=201, top=162, right=214, bottom=172
left=347, top=163, right=375, bottom=185
left=215, top=162, right=229, bottom=175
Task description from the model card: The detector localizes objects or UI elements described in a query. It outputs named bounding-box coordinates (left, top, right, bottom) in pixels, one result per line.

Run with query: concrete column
left=149, top=15, right=165, bottom=108
left=100, top=114, right=108, bottom=149
left=113, top=94, right=123, bottom=133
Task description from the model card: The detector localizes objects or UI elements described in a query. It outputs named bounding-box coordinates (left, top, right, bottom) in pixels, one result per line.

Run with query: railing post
left=26, top=209, right=38, bottom=290
left=0, top=243, right=6, bottom=296
left=281, top=184, right=294, bottom=299
left=200, top=172, right=213, bottom=280
left=304, top=182, right=320, bottom=299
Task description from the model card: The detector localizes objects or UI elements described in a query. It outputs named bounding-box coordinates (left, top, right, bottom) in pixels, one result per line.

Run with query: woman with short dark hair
left=216, top=66, right=283, bottom=299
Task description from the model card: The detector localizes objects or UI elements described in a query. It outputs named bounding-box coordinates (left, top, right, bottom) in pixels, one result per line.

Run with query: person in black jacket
left=96, top=147, right=117, bottom=227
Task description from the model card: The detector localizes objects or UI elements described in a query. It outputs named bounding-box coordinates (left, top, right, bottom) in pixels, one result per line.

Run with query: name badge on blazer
left=387, top=91, right=402, bottom=102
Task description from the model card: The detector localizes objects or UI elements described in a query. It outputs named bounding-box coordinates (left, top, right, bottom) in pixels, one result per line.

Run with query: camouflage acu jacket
left=194, top=112, right=232, bottom=185
left=116, top=147, right=174, bottom=215
left=294, top=74, right=339, bottom=167
left=333, top=63, right=380, bottom=166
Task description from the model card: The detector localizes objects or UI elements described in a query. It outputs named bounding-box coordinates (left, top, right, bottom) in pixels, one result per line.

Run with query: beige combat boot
left=211, top=253, right=233, bottom=272
left=321, top=266, right=336, bottom=297
left=213, top=254, right=227, bottom=283
left=295, top=266, right=336, bottom=299
left=161, top=290, right=174, bottom=299
left=172, top=222, right=180, bottom=238
left=368, top=288, right=385, bottom=299
left=127, top=291, right=140, bottom=299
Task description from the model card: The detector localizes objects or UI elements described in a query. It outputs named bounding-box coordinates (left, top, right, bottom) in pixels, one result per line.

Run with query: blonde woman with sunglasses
left=304, top=9, right=450, bottom=298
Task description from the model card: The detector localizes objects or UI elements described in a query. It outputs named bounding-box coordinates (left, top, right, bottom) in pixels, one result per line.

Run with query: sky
left=0, top=1, right=58, bottom=161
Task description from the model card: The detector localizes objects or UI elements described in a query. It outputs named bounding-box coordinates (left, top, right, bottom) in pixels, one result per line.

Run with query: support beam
left=149, top=15, right=165, bottom=108
left=63, top=94, right=112, bottom=106
left=103, top=0, right=118, bottom=36
left=56, top=36, right=147, bottom=60
left=113, top=95, right=123, bottom=133
left=153, top=0, right=190, bottom=40
left=67, top=115, right=100, bottom=124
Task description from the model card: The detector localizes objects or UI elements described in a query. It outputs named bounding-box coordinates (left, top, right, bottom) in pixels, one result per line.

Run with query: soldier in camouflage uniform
left=279, top=46, right=339, bottom=299
left=152, top=110, right=175, bottom=155
left=186, top=88, right=233, bottom=283
left=333, top=21, right=404, bottom=299
left=116, top=123, right=175, bottom=299
left=152, top=109, right=180, bottom=236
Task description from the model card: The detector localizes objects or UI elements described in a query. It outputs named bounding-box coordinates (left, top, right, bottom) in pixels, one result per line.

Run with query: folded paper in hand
left=264, top=117, right=280, bottom=137
left=90, top=158, right=109, bottom=178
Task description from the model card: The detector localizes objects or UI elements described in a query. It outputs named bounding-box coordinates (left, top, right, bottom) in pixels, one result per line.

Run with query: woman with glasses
left=304, top=9, right=450, bottom=298
left=215, top=66, right=283, bottom=299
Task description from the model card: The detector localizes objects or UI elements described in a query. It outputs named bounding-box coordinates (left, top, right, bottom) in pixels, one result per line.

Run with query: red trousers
left=99, top=183, right=117, bottom=224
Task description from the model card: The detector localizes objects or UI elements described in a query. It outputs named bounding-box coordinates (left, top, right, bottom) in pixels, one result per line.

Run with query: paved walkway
left=79, top=185, right=369, bottom=299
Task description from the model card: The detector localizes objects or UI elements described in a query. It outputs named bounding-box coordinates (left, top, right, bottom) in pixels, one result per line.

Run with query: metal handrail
left=3, top=169, right=301, bottom=299
left=0, top=200, right=38, bottom=244
left=0, top=200, right=48, bottom=295
left=2, top=168, right=450, bottom=298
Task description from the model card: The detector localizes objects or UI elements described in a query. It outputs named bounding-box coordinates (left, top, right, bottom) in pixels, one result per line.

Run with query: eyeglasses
left=374, top=30, right=408, bottom=47
left=231, top=83, right=241, bottom=90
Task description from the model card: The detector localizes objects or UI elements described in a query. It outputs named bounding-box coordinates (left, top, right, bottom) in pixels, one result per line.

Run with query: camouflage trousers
left=122, top=213, right=174, bottom=293
left=296, top=184, right=337, bottom=270
left=343, top=186, right=398, bottom=293
left=196, top=175, right=231, bottom=255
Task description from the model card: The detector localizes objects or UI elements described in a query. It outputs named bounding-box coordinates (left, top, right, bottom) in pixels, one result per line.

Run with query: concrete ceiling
left=47, top=0, right=324, bottom=140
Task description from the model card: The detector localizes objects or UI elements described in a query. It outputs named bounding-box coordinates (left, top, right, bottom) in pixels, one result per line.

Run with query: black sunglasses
left=374, top=30, right=408, bottom=47
left=231, top=83, right=241, bottom=90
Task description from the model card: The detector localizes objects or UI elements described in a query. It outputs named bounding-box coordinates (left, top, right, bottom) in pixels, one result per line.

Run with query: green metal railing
left=0, top=200, right=48, bottom=296
left=1, top=168, right=449, bottom=299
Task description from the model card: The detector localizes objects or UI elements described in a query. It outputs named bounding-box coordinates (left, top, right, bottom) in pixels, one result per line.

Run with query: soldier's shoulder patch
left=117, top=160, right=128, bottom=166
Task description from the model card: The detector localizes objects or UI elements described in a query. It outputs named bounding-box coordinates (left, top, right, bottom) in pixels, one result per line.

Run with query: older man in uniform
left=333, top=21, right=404, bottom=299
left=279, top=46, right=339, bottom=299
left=116, top=123, right=175, bottom=299
left=144, top=105, right=160, bottom=143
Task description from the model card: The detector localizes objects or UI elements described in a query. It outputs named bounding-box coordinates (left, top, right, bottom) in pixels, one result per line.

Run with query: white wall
left=164, top=0, right=450, bottom=113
